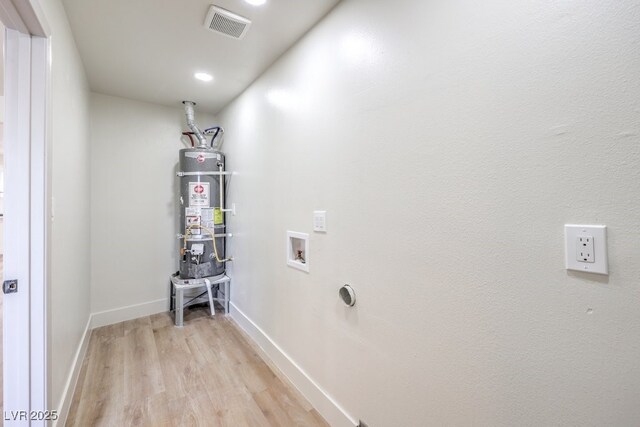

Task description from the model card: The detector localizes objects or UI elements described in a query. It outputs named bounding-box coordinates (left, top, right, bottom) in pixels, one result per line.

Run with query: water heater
left=178, top=101, right=230, bottom=279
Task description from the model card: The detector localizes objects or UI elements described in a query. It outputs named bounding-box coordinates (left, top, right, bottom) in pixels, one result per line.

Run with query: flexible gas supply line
left=183, top=224, right=232, bottom=263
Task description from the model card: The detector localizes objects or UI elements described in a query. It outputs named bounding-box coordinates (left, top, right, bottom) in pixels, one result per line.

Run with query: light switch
left=565, top=225, right=608, bottom=275
left=313, top=211, right=327, bottom=232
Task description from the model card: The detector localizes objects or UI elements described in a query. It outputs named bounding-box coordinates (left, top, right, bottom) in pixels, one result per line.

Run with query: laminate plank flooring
left=1, top=255, right=3, bottom=416
left=66, top=306, right=329, bottom=427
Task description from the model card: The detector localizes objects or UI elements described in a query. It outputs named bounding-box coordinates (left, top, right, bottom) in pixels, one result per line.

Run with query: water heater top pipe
left=204, top=126, right=224, bottom=150
left=182, top=101, right=208, bottom=148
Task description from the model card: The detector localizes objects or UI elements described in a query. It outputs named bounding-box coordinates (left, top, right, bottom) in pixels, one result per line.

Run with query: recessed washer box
left=287, top=231, right=309, bottom=273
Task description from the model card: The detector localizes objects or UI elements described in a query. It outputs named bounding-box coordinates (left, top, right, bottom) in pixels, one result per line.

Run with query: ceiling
left=62, top=0, right=341, bottom=114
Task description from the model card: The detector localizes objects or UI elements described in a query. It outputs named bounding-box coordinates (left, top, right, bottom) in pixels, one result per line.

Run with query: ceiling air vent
left=204, top=5, right=252, bottom=40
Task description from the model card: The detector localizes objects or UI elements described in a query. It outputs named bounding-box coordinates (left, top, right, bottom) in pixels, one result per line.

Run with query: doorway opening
left=0, top=20, right=5, bottom=416
left=0, top=6, right=50, bottom=420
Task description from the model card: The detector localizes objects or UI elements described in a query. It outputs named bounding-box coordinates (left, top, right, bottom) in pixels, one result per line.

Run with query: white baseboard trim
left=55, top=298, right=169, bottom=425
left=90, top=298, right=169, bottom=329
left=54, top=315, right=92, bottom=427
left=229, top=302, right=358, bottom=427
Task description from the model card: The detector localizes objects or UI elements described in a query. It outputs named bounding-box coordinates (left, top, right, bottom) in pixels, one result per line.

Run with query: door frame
left=1, top=1, right=50, bottom=425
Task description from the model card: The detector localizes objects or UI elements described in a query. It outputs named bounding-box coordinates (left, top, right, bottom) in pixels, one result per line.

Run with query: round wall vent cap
left=339, top=284, right=356, bottom=307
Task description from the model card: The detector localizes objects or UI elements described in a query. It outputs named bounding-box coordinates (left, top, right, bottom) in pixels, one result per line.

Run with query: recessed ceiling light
left=244, top=0, right=266, bottom=6
left=194, top=72, right=213, bottom=82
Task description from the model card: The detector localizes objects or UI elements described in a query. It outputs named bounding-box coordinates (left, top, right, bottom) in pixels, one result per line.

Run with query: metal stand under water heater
left=171, top=101, right=232, bottom=326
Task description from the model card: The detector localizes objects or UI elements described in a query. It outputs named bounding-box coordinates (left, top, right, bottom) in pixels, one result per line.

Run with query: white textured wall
left=40, top=0, right=92, bottom=410
left=218, top=0, right=640, bottom=425
left=89, top=93, right=216, bottom=314
left=0, top=153, right=3, bottom=254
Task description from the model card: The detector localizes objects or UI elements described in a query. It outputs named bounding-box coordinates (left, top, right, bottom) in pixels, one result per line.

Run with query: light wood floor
left=66, top=306, right=329, bottom=427
left=1, top=255, right=4, bottom=415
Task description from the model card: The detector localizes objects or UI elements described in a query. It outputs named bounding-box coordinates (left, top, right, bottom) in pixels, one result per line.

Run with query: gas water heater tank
left=178, top=148, right=226, bottom=279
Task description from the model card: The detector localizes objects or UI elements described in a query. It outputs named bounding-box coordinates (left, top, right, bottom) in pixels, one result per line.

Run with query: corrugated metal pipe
left=182, top=101, right=208, bottom=148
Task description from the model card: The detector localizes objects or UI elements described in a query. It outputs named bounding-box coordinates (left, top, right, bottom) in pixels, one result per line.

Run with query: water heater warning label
left=186, top=207, right=217, bottom=235
left=200, top=208, right=215, bottom=228
left=188, top=182, right=210, bottom=207
left=185, top=207, right=201, bottom=234
left=214, top=208, right=223, bottom=225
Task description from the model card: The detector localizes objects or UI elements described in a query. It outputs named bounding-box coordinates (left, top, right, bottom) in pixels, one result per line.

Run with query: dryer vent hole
left=340, top=285, right=356, bottom=307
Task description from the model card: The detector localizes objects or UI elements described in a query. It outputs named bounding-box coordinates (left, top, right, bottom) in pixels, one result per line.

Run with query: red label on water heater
left=196, top=154, right=205, bottom=163
left=188, top=182, right=210, bottom=207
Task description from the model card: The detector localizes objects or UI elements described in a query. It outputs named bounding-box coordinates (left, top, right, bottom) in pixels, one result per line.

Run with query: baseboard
left=90, top=298, right=169, bottom=329
left=54, top=298, right=169, bottom=425
left=53, top=315, right=92, bottom=427
left=229, top=302, right=358, bottom=427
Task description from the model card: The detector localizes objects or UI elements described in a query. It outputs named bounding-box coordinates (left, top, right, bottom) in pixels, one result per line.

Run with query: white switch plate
left=565, top=224, right=608, bottom=275
left=313, top=211, right=327, bottom=232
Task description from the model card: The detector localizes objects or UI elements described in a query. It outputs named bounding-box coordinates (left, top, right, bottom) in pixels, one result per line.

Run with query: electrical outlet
left=565, top=225, right=608, bottom=275
left=576, top=236, right=594, bottom=263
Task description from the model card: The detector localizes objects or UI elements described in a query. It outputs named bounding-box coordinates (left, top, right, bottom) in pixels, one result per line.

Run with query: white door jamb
left=1, top=1, right=50, bottom=425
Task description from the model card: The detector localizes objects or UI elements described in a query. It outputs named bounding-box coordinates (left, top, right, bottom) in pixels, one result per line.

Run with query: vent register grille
left=204, top=5, right=252, bottom=40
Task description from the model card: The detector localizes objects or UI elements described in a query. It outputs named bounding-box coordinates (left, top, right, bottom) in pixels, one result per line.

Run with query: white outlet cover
left=564, top=224, right=608, bottom=275
left=313, top=210, right=327, bottom=232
